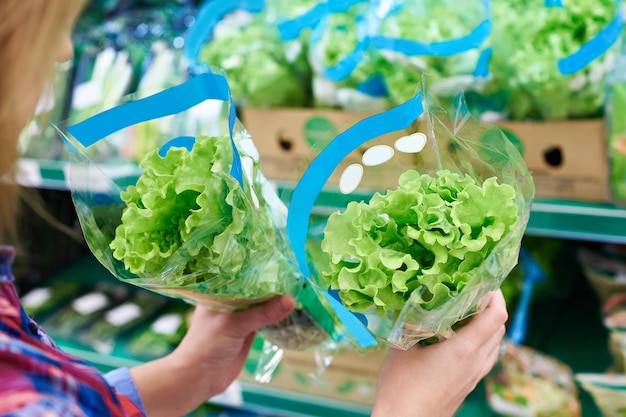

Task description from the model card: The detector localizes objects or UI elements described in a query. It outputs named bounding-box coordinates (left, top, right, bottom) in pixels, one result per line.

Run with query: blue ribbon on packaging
left=66, top=72, right=244, bottom=186
left=184, top=0, right=265, bottom=70
left=286, top=91, right=425, bottom=348
left=558, top=9, right=624, bottom=75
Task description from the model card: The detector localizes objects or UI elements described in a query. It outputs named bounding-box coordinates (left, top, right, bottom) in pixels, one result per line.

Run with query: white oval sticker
left=362, top=145, right=394, bottom=166
left=394, top=132, right=427, bottom=153
left=339, top=164, right=364, bottom=194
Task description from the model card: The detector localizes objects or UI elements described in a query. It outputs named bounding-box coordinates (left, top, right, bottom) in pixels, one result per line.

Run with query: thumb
left=227, top=296, right=296, bottom=337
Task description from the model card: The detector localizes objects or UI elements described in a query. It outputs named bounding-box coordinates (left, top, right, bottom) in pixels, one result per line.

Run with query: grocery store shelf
left=525, top=200, right=626, bottom=244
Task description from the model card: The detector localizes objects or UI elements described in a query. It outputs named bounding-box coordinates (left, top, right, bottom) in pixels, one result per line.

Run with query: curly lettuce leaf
left=110, top=135, right=299, bottom=299
left=321, top=169, right=519, bottom=315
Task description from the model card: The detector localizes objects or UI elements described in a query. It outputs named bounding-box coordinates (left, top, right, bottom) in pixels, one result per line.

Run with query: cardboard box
left=241, top=108, right=610, bottom=202
left=239, top=347, right=386, bottom=406
left=239, top=107, right=415, bottom=191
left=496, top=119, right=610, bottom=202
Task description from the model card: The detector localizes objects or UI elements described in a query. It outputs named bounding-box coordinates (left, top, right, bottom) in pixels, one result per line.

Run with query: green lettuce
left=376, top=0, right=488, bottom=106
left=198, top=8, right=312, bottom=108
left=490, top=0, right=619, bottom=120
left=109, top=135, right=300, bottom=300
left=321, top=169, right=518, bottom=316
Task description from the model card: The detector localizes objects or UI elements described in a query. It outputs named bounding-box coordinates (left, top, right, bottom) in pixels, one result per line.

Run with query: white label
left=362, top=145, right=395, bottom=166
left=105, top=302, right=142, bottom=327
left=22, top=287, right=52, bottom=309
left=339, top=164, right=364, bottom=194
left=72, top=292, right=109, bottom=316
left=16, top=159, right=43, bottom=187
left=72, top=80, right=104, bottom=110
left=151, top=313, right=183, bottom=336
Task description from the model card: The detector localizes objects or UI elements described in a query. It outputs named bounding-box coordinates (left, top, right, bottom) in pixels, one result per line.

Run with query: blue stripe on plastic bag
left=544, top=0, right=563, bottom=7
left=286, top=92, right=424, bottom=348
left=66, top=72, right=244, bottom=187
left=184, top=0, right=265, bottom=69
left=371, top=19, right=491, bottom=57
left=278, top=2, right=330, bottom=41
left=558, top=10, right=623, bottom=75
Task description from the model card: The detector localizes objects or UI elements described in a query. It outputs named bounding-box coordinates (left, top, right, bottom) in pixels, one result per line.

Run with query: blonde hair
left=0, top=0, right=86, bottom=243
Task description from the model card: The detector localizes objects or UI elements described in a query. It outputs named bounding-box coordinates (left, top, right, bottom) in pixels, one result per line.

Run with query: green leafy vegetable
left=109, top=135, right=302, bottom=300
left=490, top=0, right=619, bottom=120
left=321, top=169, right=518, bottom=316
left=376, top=0, right=488, bottom=106
left=198, top=7, right=312, bottom=108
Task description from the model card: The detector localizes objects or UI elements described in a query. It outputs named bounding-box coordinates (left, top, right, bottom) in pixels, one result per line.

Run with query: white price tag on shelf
left=17, top=159, right=42, bottom=187
left=151, top=313, right=182, bottom=336
left=72, top=292, right=109, bottom=316
left=21, top=287, right=52, bottom=310
left=73, top=80, right=103, bottom=111
left=209, top=380, right=243, bottom=407
left=105, top=302, right=142, bottom=327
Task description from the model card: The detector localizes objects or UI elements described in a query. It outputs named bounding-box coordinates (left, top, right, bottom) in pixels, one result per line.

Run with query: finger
left=480, top=343, right=503, bottom=380
left=456, top=290, right=508, bottom=344
left=226, top=296, right=295, bottom=337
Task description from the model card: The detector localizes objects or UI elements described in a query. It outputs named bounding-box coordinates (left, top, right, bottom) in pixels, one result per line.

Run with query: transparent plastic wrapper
left=284, top=79, right=534, bottom=349
left=68, top=5, right=194, bottom=162
left=490, top=0, right=623, bottom=120
left=184, top=0, right=314, bottom=108
left=576, top=374, right=626, bottom=417
left=18, top=61, right=72, bottom=159
left=307, top=0, right=389, bottom=111
left=372, top=0, right=492, bottom=107
left=60, top=70, right=365, bottom=355
left=606, top=42, right=626, bottom=207
left=486, top=340, right=581, bottom=417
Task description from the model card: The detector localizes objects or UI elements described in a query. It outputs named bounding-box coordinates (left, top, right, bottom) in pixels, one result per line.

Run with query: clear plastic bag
left=284, top=79, right=534, bottom=349
left=372, top=0, right=492, bottom=107
left=61, top=69, right=353, bottom=353
left=184, top=0, right=314, bottom=108
left=307, top=0, right=389, bottom=111
left=490, top=0, right=623, bottom=120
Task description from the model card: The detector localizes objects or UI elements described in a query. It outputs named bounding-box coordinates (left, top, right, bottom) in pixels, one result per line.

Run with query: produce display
left=489, top=0, right=622, bottom=120
left=308, top=0, right=387, bottom=111
left=192, top=0, right=314, bottom=107
left=42, top=282, right=132, bottom=339
left=486, top=341, right=581, bottom=417
left=374, top=0, right=490, bottom=106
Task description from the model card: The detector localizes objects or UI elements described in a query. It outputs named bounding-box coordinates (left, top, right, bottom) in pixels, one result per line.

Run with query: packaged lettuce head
left=284, top=79, right=534, bottom=349
left=185, top=0, right=313, bottom=108
left=307, top=0, right=389, bottom=111
left=60, top=70, right=351, bottom=352
left=371, top=0, right=492, bottom=107
left=490, top=0, right=623, bottom=120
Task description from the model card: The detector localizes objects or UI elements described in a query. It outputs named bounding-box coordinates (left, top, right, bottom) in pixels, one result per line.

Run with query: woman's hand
left=130, top=295, right=295, bottom=417
left=372, top=290, right=508, bottom=417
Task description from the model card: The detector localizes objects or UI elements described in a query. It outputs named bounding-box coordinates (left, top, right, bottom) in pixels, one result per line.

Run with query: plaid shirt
left=0, top=247, right=145, bottom=417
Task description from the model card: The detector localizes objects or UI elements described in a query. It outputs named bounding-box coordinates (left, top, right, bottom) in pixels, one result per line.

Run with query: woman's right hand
left=372, top=289, right=508, bottom=417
